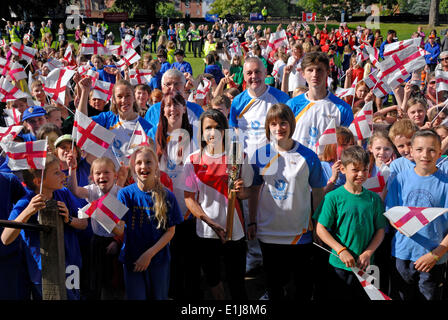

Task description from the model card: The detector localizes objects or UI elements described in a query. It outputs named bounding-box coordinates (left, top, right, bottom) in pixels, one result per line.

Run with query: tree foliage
left=156, top=2, right=182, bottom=18
left=210, top=0, right=289, bottom=17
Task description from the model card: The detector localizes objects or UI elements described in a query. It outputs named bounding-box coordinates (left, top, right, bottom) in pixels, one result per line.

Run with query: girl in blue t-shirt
left=117, top=146, right=183, bottom=300
left=1, top=154, right=88, bottom=300
left=319, top=126, right=354, bottom=194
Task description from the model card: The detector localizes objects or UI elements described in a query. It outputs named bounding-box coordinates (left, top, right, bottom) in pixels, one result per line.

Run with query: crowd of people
left=1, top=16, right=448, bottom=302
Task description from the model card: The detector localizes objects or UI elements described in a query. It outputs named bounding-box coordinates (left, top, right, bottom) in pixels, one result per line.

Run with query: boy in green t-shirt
left=315, top=145, right=386, bottom=300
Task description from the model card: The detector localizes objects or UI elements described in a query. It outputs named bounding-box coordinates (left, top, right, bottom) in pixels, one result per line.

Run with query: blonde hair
left=90, top=157, right=117, bottom=176
left=130, top=146, right=168, bottom=229
left=111, top=79, right=140, bottom=115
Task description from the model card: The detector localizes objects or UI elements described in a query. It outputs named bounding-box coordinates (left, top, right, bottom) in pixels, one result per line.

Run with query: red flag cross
left=351, top=113, right=368, bottom=140
left=394, top=207, right=430, bottom=228
left=131, top=69, right=151, bottom=84
left=82, top=40, right=104, bottom=55
left=8, top=64, right=25, bottom=82
left=74, top=120, right=110, bottom=150
left=368, top=74, right=389, bottom=97
left=380, top=51, right=423, bottom=80
left=123, top=50, right=139, bottom=67
left=44, top=69, right=68, bottom=103
left=0, top=86, right=20, bottom=102
left=85, top=195, right=120, bottom=224
left=123, top=36, right=136, bottom=50
left=7, top=141, right=46, bottom=169
left=1, top=59, right=11, bottom=76
left=94, top=82, right=114, bottom=101
left=12, top=44, right=35, bottom=61
left=368, top=174, right=386, bottom=193
left=436, top=78, right=448, bottom=86
left=0, top=126, right=20, bottom=142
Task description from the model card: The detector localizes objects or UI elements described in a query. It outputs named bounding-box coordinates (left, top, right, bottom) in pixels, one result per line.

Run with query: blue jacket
left=425, top=42, right=441, bottom=65
left=379, top=39, right=396, bottom=60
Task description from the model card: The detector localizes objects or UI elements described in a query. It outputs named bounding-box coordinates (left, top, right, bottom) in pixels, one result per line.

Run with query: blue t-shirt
left=18, top=132, right=36, bottom=142
left=389, top=156, right=448, bottom=181
left=160, top=61, right=171, bottom=75
left=148, top=71, right=162, bottom=91
left=8, top=188, right=82, bottom=285
left=117, top=183, right=184, bottom=266
left=385, top=168, right=448, bottom=264
left=321, top=161, right=346, bottom=189
left=0, top=173, right=26, bottom=258
left=91, top=64, right=119, bottom=84
left=171, top=61, right=193, bottom=76
left=92, top=111, right=153, bottom=134
left=204, top=64, right=224, bottom=85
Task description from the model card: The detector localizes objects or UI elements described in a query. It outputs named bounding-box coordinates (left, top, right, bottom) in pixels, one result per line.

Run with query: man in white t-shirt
left=229, top=56, right=289, bottom=275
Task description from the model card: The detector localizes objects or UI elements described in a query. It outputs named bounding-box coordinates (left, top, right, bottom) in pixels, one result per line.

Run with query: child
left=388, top=119, right=419, bottom=177
left=1, top=154, right=88, bottom=300
left=210, top=95, right=231, bottom=118
left=316, top=145, right=386, bottom=301
left=368, top=129, right=396, bottom=176
left=319, top=127, right=355, bottom=193
left=67, top=156, right=126, bottom=300
left=182, top=109, right=253, bottom=300
left=385, top=130, right=448, bottom=300
left=44, top=105, right=63, bottom=129
left=249, top=103, right=326, bottom=300
left=404, top=97, right=429, bottom=129
left=20, top=106, right=48, bottom=141
left=229, top=55, right=244, bottom=90
left=117, top=146, right=183, bottom=300
left=35, top=123, right=62, bottom=155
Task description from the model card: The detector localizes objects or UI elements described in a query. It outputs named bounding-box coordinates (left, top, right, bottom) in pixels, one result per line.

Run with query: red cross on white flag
left=127, top=121, right=151, bottom=156
left=336, top=78, right=358, bottom=99
left=7, top=62, right=27, bottom=82
left=378, top=46, right=426, bottom=86
left=363, top=164, right=390, bottom=194
left=78, top=192, right=128, bottom=234
left=92, top=80, right=114, bottom=102
left=44, top=59, right=64, bottom=72
left=117, top=49, right=140, bottom=71
left=0, top=77, right=29, bottom=103
left=354, top=45, right=369, bottom=65
left=121, top=34, right=140, bottom=51
left=10, top=42, right=37, bottom=64
left=0, top=125, right=23, bottom=143
left=0, top=139, right=48, bottom=170
left=384, top=206, right=448, bottom=237
left=72, top=110, right=115, bottom=158
left=85, top=69, right=99, bottom=87
left=315, top=118, right=337, bottom=154
left=349, top=103, right=372, bottom=140
left=383, top=38, right=421, bottom=57
left=364, top=44, right=380, bottom=67
left=351, top=267, right=392, bottom=300
left=436, top=69, right=448, bottom=92
left=0, top=57, right=11, bottom=77
left=77, top=64, right=92, bottom=76
left=196, top=78, right=212, bottom=100
left=63, top=45, right=76, bottom=66
left=129, top=68, right=152, bottom=85
left=267, top=30, right=289, bottom=54
left=80, top=37, right=109, bottom=56
left=364, top=70, right=392, bottom=97
left=43, top=68, right=76, bottom=105
left=229, top=40, right=242, bottom=57
left=107, top=44, right=124, bottom=57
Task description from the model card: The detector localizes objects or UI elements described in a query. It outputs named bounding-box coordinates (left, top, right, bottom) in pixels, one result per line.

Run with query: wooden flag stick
left=225, top=138, right=240, bottom=242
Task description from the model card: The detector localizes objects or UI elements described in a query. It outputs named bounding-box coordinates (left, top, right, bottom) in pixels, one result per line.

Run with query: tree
left=156, top=2, right=182, bottom=18
left=429, top=0, right=440, bottom=26
left=210, top=0, right=289, bottom=17
left=440, top=0, right=448, bottom=14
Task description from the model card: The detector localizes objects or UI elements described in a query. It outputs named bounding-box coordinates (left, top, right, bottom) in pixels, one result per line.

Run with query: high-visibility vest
left=191, top=29, right=200, bottom=41
left=178, top=29, right=187, bottom=42
left=9, top=26, right=21, bottom=43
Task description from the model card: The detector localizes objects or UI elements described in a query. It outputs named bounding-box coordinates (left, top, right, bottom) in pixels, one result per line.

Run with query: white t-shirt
left=158, top=130, right=199, bottom=216
left=251, top=142, right=326, bottom=244
left=83, top=184, right=121, bottom=237
left=287, top=56, right=306, bottom=92
left=272, top=60, right=286, bottom=84
left=181, top=149, right=253, bottom=240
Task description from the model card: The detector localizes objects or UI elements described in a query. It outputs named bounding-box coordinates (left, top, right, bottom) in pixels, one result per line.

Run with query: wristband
left=337, top=247, right=347, bottom=255
left=431, top=251, right=440, bottom=262
left=70, top=166, right=77, bottom=171
left=248, top=222, right=257, bottom=227
left=66, top=215, right=73, bottom=225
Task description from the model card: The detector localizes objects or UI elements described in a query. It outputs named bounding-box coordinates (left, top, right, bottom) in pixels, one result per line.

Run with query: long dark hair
left=155, top=92, right=193, bottom=160
left=198, top=109, right=229, bottom=152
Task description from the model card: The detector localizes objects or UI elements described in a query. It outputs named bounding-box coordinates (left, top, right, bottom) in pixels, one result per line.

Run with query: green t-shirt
left=315, top=186, right=386, bottom=271
left=230, top=65, right=243, bottom=86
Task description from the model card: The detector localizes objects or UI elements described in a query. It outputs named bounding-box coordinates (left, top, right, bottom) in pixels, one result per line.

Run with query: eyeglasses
left=429, top=81, right=437, bottom=85
left=441, top=58, right=448, bottom=61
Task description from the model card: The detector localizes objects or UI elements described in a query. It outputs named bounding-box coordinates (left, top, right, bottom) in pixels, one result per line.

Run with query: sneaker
left=259, top=291, right=269, bottom=300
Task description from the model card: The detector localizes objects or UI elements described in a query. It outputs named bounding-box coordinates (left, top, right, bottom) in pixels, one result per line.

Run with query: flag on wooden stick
left=0, top=139, right=47, bottom=170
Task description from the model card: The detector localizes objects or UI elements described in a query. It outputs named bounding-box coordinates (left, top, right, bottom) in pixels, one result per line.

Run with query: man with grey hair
left=229, top=56, right=289, bottom=281
left=144, top=68, right=203, bottom=129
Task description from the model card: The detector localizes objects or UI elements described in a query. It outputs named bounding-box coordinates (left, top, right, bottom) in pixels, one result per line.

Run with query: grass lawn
left=59, top=20, right=448, bottom=78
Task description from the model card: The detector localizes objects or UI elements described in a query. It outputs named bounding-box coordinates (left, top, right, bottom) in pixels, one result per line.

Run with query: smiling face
left=268, top=117, right=291, bottom=144
left=56, top=140, right=78, bottom=163
left=411, top=136, right=441, bottom=173
left=407, top=103, right=426, bottom=127
left=369, top=137, right=394, bottom=166
left=134, top=149, right=157, bottom=186
left=341, top=161, right=369, bottom=188
left=43, top=161, right=65, bottom=191
left=202, top=116, right=224, bottom=150
left=243, top=60, right=266, bottom=94
left=135, top=88, right=150, bottom=107
left=393, top=134, right=413, bottom=161
left=113, top=84, right=135, bottom=118
left=92, top=161, right=117, bottom=194
left=163, top=97, right=186, bottom=129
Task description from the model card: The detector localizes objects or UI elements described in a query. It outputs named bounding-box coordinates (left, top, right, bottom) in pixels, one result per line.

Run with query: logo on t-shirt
left=270, top=179, right=291, bottom=200
left=275, top=179, right=287, bottom=191
left=251, top=120, right=261, bottom=130
left=167, top=159, right=177, bottom=171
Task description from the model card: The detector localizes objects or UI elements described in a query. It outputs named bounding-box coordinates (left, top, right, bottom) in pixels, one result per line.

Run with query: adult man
left=229, top=57, right=290, bottom=276
left=286, top=52, right=353, bottom=149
